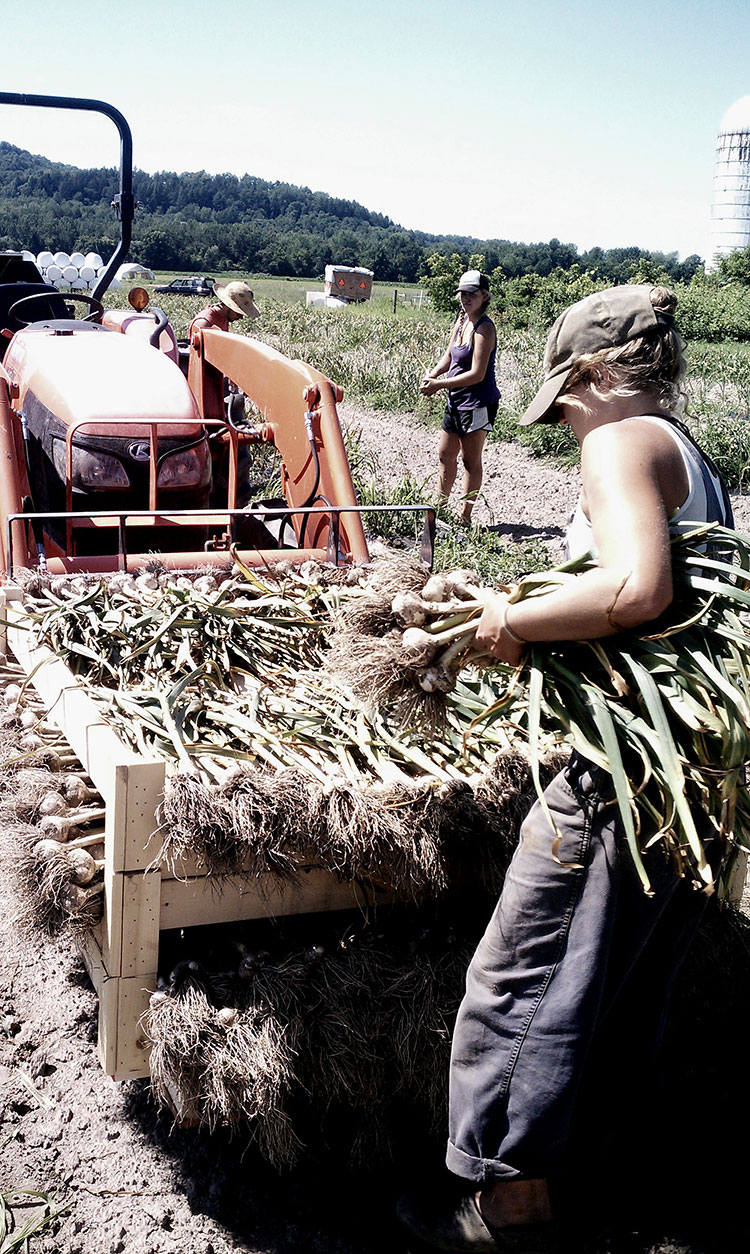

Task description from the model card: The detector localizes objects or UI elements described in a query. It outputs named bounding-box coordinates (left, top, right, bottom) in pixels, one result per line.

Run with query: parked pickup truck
left=154, top=275, right=215, bottom=296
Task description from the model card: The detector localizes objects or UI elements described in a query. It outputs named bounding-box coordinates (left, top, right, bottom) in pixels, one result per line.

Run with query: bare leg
left=457, top=430, right=488, bottom=524
left=437, top=430, right=461, bottom=505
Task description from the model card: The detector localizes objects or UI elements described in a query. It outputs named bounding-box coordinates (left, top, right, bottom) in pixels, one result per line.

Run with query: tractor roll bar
left=0, top=92, right=134, bottom=302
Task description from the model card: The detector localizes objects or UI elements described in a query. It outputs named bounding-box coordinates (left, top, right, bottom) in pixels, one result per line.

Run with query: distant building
left=708, top=95, right=750, bottom=270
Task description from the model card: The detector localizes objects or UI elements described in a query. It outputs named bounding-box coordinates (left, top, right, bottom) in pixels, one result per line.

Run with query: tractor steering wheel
left=8, top=291, right=105, bottom=327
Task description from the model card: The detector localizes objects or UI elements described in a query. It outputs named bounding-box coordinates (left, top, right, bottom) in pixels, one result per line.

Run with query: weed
left=358, top=472, right=435, bottom=543
left=0, top=1186, right=71, bottom=1252
left=434, top=526, right=550, bottom=584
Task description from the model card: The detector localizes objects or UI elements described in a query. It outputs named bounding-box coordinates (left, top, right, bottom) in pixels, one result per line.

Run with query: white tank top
left=564, top=415, right=731, bottom=561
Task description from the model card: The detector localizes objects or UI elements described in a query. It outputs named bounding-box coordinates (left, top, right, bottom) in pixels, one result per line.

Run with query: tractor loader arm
left=188, top=327, right=369, bottom=565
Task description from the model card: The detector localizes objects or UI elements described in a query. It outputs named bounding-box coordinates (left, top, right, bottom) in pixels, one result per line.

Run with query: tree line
left=0, top=141, right=705, bottom=285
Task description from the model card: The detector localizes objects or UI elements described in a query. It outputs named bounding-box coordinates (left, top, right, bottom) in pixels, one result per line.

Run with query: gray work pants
left=447, top=754, right=710, bottom=1183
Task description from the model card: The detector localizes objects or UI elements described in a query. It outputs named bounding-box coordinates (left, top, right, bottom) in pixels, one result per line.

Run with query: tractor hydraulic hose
left=297, top=412, right=321, bottom=548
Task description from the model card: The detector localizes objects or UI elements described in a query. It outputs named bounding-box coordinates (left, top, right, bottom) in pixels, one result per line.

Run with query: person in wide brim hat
left=213, top=280, right=260, bottom=320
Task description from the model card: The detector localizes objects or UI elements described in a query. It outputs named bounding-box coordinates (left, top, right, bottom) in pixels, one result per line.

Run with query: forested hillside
left=0, top=142, right=703, bottom=283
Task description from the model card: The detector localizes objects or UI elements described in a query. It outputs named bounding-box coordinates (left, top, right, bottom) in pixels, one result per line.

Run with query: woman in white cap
left=188, top=280, right=260, bottom=336
left=420, top=270, right=500, bottom=527
left=399, top=285, right=732, bottom=1252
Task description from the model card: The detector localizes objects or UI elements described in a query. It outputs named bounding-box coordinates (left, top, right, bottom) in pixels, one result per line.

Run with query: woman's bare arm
left=474, top=422, right=675, bottom=663
left=422, top=320, right=460, bottom=382
left=421, top=320, right=496, bottom=394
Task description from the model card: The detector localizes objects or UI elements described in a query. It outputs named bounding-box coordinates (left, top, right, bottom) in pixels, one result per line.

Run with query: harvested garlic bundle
left=38, top=814, right=81, bottom=842
left=38, top=805, right=106, bottom=843
left=419, top=665, right=458, bottom=694
left=38, top=791, right=68, bottom=817
left=33, top=838, right=68, bottom=862
left=421, top=573, right=449, bottom=602
left=443, top=569, right=483, bottom=600
left=60, top=774, right=100, bottom=807
left=391, top=590, right=428, bottom=626
left=401, top=627, right=439, bottom=666
left=66, top=848, right=98, bottom=886
left=60, top=881, right=104, bottom=915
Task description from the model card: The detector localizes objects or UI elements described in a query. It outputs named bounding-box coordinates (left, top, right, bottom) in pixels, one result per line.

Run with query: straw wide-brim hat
left=213, top=281, right=260, bottom=319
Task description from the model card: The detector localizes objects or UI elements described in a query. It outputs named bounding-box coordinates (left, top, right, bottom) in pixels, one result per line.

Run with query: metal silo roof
left=719, top=96, right=750, bottom=134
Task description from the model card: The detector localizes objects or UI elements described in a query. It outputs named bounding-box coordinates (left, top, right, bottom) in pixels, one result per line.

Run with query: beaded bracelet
left=501, top=603, right=528, bottom=646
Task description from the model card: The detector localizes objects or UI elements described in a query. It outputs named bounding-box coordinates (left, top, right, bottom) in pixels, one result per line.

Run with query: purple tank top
left=446, top=315, right=500, bottom=412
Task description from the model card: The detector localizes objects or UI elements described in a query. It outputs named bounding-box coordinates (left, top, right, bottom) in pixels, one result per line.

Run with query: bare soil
left=1, top=405, right=749, bottom=1254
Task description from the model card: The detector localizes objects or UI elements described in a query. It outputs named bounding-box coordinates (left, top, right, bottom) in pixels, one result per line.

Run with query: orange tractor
left=0, top=91, right=433, bottom=584
left=0, top=92, right=438, bottom=1089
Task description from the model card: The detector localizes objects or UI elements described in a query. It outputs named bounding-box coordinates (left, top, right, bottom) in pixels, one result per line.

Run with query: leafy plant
left=0, top=1187, right=71, bottom=1252
left=420, top=251, right=486, bottom=315
left=358, top=472, right=435, bottom=543
left=434, top=527, right=551, bottom=585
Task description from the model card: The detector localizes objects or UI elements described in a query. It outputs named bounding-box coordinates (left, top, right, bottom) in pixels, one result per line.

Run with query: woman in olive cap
left=399, top=285, right=732, bottom=1253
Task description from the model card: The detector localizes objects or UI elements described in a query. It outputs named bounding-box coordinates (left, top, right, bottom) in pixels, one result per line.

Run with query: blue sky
left=2, top=0, right=749, bottom=261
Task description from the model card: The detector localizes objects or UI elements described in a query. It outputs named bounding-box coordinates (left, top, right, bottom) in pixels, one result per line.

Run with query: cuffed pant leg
left=446, top=759, right=684, bottom=1184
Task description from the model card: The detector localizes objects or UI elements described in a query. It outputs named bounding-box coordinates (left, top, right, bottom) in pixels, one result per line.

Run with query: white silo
left=708, top=96, right=750, bottom=269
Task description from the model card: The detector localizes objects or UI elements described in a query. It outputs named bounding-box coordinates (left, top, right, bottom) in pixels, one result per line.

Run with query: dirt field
left=1, top=407, right=749, bottom=1254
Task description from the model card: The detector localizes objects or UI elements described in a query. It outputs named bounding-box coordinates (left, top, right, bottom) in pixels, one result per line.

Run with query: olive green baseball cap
left=519, top=285, right=661, bottom=425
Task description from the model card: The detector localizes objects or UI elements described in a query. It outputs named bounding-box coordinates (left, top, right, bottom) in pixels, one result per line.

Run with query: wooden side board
left=78, top=866, right=402, bottom=1080
left=159, top=864, right=397, bottom=930
left=76, top=927, right=154, bottom=1080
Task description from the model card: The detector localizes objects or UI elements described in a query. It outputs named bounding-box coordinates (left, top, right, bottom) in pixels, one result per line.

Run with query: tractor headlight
left=157, top=444, right=211, bottom=489
left=53, top=441, right=131, bottom=490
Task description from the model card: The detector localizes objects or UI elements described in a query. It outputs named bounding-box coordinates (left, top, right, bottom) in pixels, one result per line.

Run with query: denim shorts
left=442, top=400, right=498, bottom=436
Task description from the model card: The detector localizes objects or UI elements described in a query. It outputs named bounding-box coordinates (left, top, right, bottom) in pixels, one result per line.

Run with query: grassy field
left=106, top=278, right=750, bottom=493
left=147, top=271, right=428, bottom=311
